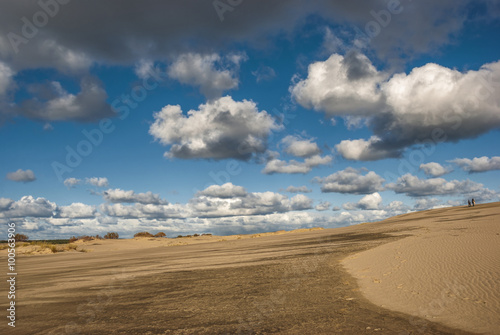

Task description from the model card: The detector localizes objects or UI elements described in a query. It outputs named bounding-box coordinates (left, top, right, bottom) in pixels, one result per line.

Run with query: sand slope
left=343, top=202, right=500, bottom=334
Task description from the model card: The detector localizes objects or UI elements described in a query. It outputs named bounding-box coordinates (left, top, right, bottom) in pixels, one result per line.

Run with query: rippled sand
left=343, top=202, right=500, bottom=334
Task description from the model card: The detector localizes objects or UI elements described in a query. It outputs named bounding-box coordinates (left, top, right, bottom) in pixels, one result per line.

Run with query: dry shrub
left=202, top=233, right=212, bottom=237
left=14, top=234, right=29, bottom=242
left=69, top=236, right=78, bottom=243
left=134, top=232, right=154, bottom=238
left=30, top=241, right=58, bottom=253
left=193, top=233, right=200, bottom=237
left=154, top=232, right=166, bottom=238
left=104, top=232, right=119, bottom=239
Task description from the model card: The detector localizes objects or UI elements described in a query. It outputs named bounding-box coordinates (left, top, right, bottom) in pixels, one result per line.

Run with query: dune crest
left=342, top=202, right=500, bottom=334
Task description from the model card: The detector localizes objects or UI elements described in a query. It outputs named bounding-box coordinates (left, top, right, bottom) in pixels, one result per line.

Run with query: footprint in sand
left=373, top=278, right=381, bottom=283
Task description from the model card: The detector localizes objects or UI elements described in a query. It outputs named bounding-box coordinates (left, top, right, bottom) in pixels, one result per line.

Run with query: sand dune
left=343, top=202, right=500, bottom=334
left=1, top=204, right=498, bottom=334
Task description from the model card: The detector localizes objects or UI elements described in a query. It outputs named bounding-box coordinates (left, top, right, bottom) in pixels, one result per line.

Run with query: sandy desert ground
left=1, top=202, right=499, bottom=334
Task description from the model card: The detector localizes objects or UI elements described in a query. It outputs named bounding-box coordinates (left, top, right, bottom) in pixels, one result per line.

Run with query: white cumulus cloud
left=168, top=53, right=245, bottom=99
left=314, top=167, right=385, bottom=194
left=292, top=53, right=500, bottom=161
left=6, top=169, right=36, bottom=183
left=64, top=178, right=81, bottom=188
left=420, top=162, right=452, bottom=177
left=86, top=177, right=109, bottom=188
left=451, top=156, right=500, bottom=173
left=263, top=154, right=332, bottom=175
left=343, top=192, right=383, bottom=210
left=281, top=135, right=321, bottom=158
left=149, top=96, right=281, bottom=160
left=386, top=174, right=487, bottom=197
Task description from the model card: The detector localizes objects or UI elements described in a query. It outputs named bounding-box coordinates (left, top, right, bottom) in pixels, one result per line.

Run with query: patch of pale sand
left=342, top=203, right=500, bottom=334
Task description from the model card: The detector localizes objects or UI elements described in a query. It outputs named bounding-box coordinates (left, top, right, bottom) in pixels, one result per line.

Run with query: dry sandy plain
left=1, top=202, right=499, bottom=334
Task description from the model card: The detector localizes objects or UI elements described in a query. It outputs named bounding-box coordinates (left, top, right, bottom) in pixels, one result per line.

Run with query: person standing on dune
left=472, top=199, right=475, bottom=206
left=468, top=200, right=471, bottom=207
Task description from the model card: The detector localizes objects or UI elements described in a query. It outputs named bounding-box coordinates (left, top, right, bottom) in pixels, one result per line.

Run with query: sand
left=342, top=202, right=500, bottom=334
left=1, top=203, right=498, bottom=334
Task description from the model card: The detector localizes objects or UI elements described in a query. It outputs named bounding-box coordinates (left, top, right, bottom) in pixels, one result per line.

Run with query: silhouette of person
left=468, top=200, right=471, bottom=207
left=472, top=198, right=475, bottom=206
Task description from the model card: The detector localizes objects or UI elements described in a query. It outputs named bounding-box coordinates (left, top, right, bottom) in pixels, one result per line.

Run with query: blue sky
left=1, top=1, right=499, bottom=238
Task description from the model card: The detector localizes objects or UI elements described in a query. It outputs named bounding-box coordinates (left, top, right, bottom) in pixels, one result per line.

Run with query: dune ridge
left=342, top=202, right=500, bottom=334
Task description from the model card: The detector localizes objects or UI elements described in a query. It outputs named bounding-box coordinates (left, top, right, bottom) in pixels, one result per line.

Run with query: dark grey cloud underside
left=1, top=0, right=485, bottom=69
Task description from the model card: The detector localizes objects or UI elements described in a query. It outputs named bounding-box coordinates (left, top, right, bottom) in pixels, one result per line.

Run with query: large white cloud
left=103, top=189, right=167, bottom=205
left=6, top=169, right=36, bottom=183
left=291, top=52, right=386, bottom=116
left=167, top=53, right=244, bottom=99
left=149, top=96, right=281, bottom=160
left=293, top=53, right=500, bottom=160
left=0, top=196, right=56, bottom=218
left=314, top=167, right=385, bottom=194
left=451, top=156, right=500, bottom=173
left=290, top=53, right=385, bottom=116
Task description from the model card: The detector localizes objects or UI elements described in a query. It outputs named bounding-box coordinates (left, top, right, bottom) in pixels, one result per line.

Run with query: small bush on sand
left=154, top=232, right=166, bottom=238
left=134, top=232, right=154, bottom=238
left=104, top=232, right=119, bottom=239
left=202, top=233, right=212, bottom=237
left=193, top=233, right=200, bottom=237
left=14, top=234, right=29, bottom=242
left=69, top=236, right=78, bottom=243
